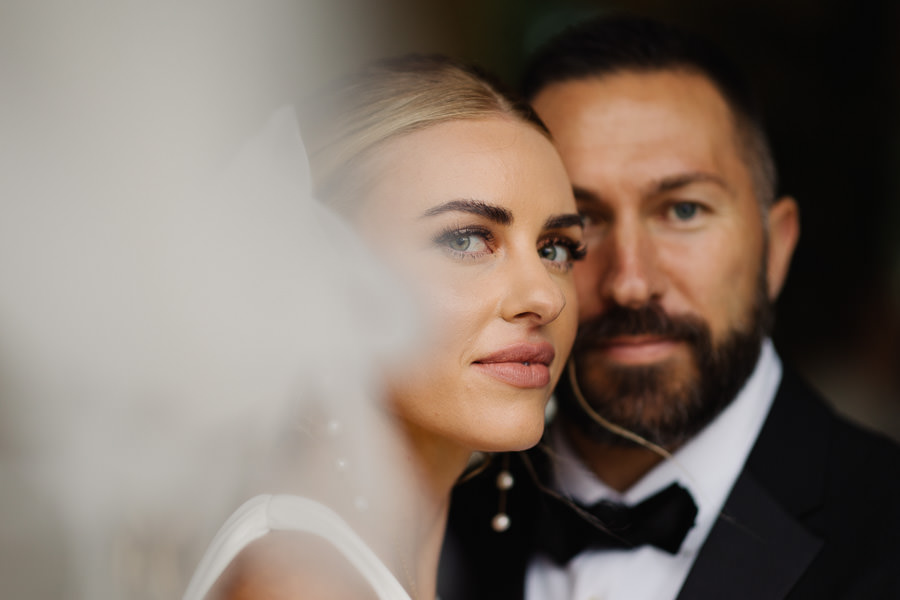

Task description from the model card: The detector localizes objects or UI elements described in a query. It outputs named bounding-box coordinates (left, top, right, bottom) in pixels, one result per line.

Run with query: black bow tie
left=534, top=482, right=698, bottom=565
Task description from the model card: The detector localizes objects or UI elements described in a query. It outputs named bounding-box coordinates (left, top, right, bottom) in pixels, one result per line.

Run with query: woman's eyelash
left=434, top=225, right=493, bottom=243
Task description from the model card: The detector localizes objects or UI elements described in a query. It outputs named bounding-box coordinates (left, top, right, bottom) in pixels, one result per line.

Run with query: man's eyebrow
left=420, top=199, right=513, bottom=225
left=651, top=172, right=732, bottom=195
left=572, top=186, right=601, bottom=205
left=573, top=173, right=732, bottom=206
left=544, top=213, right=584, bottom=230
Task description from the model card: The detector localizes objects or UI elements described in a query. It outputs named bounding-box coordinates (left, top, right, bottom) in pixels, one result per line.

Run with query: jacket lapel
left=676, top=371, right=829, bottom=599
left=676, top=471, right=821, bottom=599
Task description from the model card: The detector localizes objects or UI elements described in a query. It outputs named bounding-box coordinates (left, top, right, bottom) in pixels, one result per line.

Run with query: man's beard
left=557, top=270, right=773, bottom=450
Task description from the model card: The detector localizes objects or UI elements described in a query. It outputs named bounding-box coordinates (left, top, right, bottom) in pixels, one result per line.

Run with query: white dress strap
left=183, top=495, right=413, bottom=600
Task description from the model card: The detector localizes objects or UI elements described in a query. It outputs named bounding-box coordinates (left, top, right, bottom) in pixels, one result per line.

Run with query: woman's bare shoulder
left=206, top=530, right=380, bottom=600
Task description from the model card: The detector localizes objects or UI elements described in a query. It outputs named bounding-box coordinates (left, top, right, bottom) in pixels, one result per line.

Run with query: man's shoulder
left=748, top=367, right=900, bottom=496
left=754, top=368, right=900, bottom=597
left=743, top=370, right=900, bottom=553
left=758, top=367, right=900, bottom=473
left=683, top=369, right=900, bottom=599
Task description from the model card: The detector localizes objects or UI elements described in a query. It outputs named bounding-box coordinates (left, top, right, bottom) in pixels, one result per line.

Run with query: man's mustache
left=574, top=303, right=709, bottom=352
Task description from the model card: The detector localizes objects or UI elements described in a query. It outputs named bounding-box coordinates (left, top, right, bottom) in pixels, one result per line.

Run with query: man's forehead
left=535, top=70, right=748, bottom=180
left=537, top=70, right=734, bottom=129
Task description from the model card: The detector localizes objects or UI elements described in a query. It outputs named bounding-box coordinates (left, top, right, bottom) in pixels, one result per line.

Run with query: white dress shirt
left=526, top=340, right=782, bottom=600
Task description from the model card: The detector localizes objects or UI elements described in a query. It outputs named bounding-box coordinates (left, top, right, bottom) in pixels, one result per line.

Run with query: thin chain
left=565, top=358, right=702, bottom=491
left=566, top=359, right=673, bottom=460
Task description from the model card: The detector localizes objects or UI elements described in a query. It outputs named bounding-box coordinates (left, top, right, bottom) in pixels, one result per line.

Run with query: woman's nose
left=499, top=251, right=567, bottom=326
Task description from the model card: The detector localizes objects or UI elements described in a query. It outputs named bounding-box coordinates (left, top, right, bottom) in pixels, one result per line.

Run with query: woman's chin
left=472, top=409, right=548, bottom=453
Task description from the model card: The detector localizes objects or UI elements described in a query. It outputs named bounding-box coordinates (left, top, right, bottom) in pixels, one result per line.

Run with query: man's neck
left=562, top=420, right=671, bottom=493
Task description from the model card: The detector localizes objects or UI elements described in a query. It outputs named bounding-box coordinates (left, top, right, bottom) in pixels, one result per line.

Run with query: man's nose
left=597, top=218, right=664, bottom=308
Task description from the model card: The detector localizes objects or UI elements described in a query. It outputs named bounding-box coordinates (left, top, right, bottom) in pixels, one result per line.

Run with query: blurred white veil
left=0, top=3, right=422, bottom=598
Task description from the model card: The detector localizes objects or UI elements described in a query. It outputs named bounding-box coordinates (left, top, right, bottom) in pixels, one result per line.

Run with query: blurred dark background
left=342, top=0, right=900, bottom=439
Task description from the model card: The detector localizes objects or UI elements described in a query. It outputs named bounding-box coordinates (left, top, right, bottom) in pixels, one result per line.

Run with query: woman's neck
left=388, top=417, right=472, bottom=600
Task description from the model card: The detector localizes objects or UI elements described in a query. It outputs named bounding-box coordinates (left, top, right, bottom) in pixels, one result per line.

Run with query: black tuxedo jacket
left=439, top=370, right=900, bottom=599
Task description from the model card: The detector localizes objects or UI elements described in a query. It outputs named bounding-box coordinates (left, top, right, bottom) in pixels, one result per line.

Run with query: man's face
left=533, top=70, right=782, bottom=447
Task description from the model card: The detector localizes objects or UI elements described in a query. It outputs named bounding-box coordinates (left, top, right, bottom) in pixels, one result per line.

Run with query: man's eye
left=577, top=205, right=613, bottom=231
left=670, top=202, right=700, bottom=220
left=578, top=211, right=604, bottom=227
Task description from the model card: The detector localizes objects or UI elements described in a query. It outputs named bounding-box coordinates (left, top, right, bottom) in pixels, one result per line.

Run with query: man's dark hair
left=523, top=15, right=777, bottom=208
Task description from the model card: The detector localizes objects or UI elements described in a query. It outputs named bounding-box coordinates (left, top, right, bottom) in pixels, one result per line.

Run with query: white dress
left=183, top=495, right=413, bottom=600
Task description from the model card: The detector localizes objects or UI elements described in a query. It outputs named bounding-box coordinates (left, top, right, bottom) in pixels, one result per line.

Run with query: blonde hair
left=302, top=54, right=549, bottom=212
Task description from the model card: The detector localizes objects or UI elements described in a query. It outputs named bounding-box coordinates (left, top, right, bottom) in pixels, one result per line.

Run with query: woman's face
left=352, top=117, right=582, bottom=453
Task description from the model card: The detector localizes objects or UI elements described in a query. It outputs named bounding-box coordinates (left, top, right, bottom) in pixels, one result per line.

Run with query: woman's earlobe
left=766, top=195, right=800, bottom=300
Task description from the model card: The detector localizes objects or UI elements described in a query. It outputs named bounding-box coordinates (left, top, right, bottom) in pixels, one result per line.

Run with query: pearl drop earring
left=492, top=454, right=514, bottom=532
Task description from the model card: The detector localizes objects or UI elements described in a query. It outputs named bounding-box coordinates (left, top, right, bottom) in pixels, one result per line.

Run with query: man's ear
left=766, top=196, right=800, bottom=300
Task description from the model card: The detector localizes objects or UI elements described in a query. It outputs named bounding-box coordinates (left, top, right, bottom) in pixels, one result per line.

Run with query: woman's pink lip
left=474, top=342, right=555, bottom=366
left=471, top=362, right=552, bottom=389
left=472, top=342, right=555, bottom=389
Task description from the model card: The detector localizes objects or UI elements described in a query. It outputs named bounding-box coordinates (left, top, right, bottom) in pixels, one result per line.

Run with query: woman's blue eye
left=671, top=202, right=699, bottom=220
left=437, top=229, right=490, bottom=255
left=447, top=235, right=473, bottom=252
left=539, top=239, right=585, bottom=265
left=539, top=244, right=570, bottom=263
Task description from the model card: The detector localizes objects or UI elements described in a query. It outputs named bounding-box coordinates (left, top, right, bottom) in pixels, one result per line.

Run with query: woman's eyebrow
left=420, top=199, right=512, bottom=225
left=544, top=213, right=584, bottom=230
